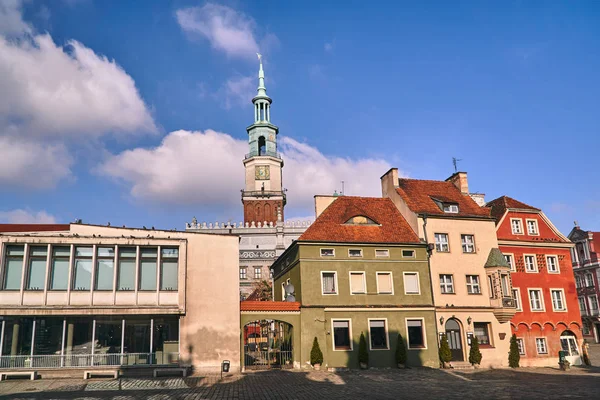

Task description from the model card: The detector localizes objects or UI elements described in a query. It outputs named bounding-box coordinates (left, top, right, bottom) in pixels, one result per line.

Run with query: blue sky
left=0, top=0, right=599, bottom=234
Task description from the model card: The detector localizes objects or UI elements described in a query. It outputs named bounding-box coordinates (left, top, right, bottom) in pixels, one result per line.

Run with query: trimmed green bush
left=508, top=334, right=520, bottom=368
left=358, top=332, right=369, bottom=365
left=468, top=336, right=482, bottom=365
left=395, top=334, right=407, bottom=365
left=310, top=337, right=323, bottom=365
left=439, top=334, right=452, bottom=365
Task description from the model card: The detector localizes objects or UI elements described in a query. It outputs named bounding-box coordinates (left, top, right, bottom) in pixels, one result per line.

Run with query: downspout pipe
left=422, top=214, right=442, bottom=354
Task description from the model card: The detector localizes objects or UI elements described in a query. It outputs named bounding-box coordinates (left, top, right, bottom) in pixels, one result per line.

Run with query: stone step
left=450, top=362, right=474, bottom=370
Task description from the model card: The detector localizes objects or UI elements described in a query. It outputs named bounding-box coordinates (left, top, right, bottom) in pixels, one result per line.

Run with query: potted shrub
left=310, top=337, right=323, bottom=370
left=359, top=332, right=369, bottom=369
left=508, top=334, right=520, bottom=368
left=439, top=334, right=452, bottom=368
left=468, top=336, right=482, bottom=367
left=395, top=334, right=407, bottom=368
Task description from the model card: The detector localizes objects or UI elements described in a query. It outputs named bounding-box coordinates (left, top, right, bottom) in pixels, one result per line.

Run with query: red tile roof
left=299, top=196, right=420, bottom=244
left=486, top=196, right=540, bottom=223
left=395, top=179, right=490, bottom=218
left=240, top=301, right=301, bottom=312
left=0, top=224, right=70, bottom=233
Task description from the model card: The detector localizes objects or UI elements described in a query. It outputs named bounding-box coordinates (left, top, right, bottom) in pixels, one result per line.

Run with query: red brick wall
left=243, top=200, right=284, bottom=225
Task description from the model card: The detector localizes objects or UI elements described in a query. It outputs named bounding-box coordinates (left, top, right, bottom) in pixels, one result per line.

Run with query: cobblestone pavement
left=0, top=367, right=598, bottom=400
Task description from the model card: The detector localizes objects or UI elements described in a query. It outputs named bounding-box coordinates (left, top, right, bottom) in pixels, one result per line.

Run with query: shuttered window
left=350, top=272, right=366, bottom=294
left=376, top=272, right=393, bottom=294
left=403, top=273, right=419, bottom=294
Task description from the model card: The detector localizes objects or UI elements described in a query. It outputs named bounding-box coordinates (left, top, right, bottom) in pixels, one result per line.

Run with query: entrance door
left=445, top=319, right=464, bottom=362
left=560, top=330, right=582, bottom=366
left=243, top=320, right=293, bottom=370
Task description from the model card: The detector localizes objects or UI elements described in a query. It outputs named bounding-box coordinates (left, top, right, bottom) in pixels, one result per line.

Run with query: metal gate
left=243, top=320, right=293, bottom=370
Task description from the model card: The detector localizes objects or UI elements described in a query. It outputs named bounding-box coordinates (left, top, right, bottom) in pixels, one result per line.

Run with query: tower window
left=258, top=136, right=266, bottom=156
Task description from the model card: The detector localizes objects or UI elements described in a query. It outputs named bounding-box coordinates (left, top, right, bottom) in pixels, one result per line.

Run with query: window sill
left=467, top=293, right=482, bottom=295
left=333, top=347, right=352, bottom=351
left=408, top=346, right=426, bottom=350
left=441, top=292, right=456, bottom=295
left=479, top=344, right=494, bottom=349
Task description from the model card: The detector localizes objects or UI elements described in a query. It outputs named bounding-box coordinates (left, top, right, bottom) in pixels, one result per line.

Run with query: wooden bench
left=83, top=370, right=119, bottom=379
left=153, top=367, right=187, bottom=378
left=0, top=371, right=37, bottom=381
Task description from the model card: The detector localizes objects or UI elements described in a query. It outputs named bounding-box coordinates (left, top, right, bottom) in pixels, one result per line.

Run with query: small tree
left=468, top=336, right=482, bottom=366
left=310, top=337, right=323, bottom=366
left=395, top=334, right=407, bottom=366
left=439, top=334, right=452, bottom=367
left=358, top=332, right=369, bottom=366
left=508, top=334, right=520, bottom=368
left=251, top=280, right=272, bottom=301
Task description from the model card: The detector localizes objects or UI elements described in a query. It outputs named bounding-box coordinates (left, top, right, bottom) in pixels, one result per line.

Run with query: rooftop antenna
left=341, top=180, right=345, bottom=196
left=452, top=157, right=462, bottom=173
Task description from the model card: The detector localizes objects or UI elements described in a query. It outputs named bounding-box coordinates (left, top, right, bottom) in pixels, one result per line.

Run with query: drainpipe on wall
left=422, top=214, right=441, bottom=349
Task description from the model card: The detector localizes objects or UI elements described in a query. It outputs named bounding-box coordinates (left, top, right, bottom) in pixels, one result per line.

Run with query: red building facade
left=487, top=196, right=583, bottom=366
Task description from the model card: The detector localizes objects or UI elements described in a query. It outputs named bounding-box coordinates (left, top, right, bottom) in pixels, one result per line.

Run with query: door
left=445, top=319, right=464, bottom=362
left=560, top=331, right=582, bottom=366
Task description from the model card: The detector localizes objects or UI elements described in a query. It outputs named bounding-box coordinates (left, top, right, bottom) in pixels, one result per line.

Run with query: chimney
left=380, top=168, right=399, bottom=197
left=314, top=195, right=338, bottom=218
left=446, top=172, right=469, bottom=194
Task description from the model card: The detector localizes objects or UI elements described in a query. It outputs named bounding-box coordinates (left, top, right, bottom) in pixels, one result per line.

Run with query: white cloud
left=176, top=3, right=276, bottom=60
left=0, top=0, right=31, bottom=36
left=221, top=75, right=255, bottom=109
left=99, top=130, right=391, bottom=216
left=0, top=209, right=57, bottom=224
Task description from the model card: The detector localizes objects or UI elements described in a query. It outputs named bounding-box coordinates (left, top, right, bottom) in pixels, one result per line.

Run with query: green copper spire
left=257, top=53, right=267, bottom=97
left=252, top=53, right=272, bottom=123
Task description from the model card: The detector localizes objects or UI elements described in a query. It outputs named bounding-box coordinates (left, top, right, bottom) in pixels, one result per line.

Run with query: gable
left=496, top=211, right=568, bottom=243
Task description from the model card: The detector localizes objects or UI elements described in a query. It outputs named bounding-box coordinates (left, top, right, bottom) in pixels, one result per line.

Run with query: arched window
left=345, top=215, right=378, bottom=225
left=258, top=136, right=266, bottom=156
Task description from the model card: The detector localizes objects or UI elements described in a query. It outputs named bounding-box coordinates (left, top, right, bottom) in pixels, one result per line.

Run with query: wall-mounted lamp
left=467, top=316, right=472, bottom=325
left=439, top=316, right=445, bottom=325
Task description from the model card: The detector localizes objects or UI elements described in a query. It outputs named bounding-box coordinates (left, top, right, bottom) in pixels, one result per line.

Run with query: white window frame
left=535, top=337, right=548, bottom=354
left=461, top=234, right=476, bottom=253
left=504, top=253, right=515, bottom=272
left=528, top=288, right=545, bottom=312
left=348, top=248, right=363, bottom=258
left=239, top=267, right=247, bottom=280
left=578, top=296, right=587, bottom=314
left=434, top=233, right=450, bottom=253
left=331, top=318, right=353, bottom=351
left=320, top=248, right=335, bottom=257
left=402, top=272, right=420, bottom=295
left=512, top=287, right=522, bottom=311
left=375, top=249, right=389, bottom=258
left=546, top=255, right=559, bottom=274
left=524, top=254, right=538, bottom=273
left=550, top=288, right=567, bottom=312
left=401, top=249, right=415, bottom=258
left=516, top=337, right=526, bottom=355
left=588, top=295, right=599, bottom=315
left=526, top=219, right=539, bottom=236
left=368, top=318, right=390, bottom=351
left=511, top=218, right=524, bottom=235
left=405, top=317, right=428, bottom=350
left=254, top=266, right=262, bottom=279
left=575, top=275, right=582, bottom=289
left=440, top=274, right=454, bottom=294
left=376, top=271, right=394, bottom=295
left=585, top=273, right=594, bottom=288
left=466, top=275, right=481, bottom=294
left=321, top=271, right=338, bottom=295
left=349, top=271, right=366, bottom=295
left=443, top=204, right=459, bottom=213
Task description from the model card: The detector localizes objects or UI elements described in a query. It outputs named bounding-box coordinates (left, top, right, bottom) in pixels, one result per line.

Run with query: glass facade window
left=1, top=317, right=34, bottom=356
left=26, top=246, right=47, bottom=290
left=369, top=320, right=388, bottom=349
left=153, top=317, right=180, bottom=364
left=3, top=245, right=24, bottom=290
left=73, top=246, right=93, bottom=291
left=440, top=274, right=454, bottom=294
left=333, top=320, right=351, bottom=350
left=95, top=318, right=122, bottom=355
left=407, top=320, right=425, bottom=348
left=95, top=247, right=115, bottom=291
left=434, top=233, right=449, bottom=252
left=139, top=248, right=157, bottom=291
left=160, top=248, right=178, bottom=291
left=33, top=318, right=63, bottom=355
left=50, top=246, right=70, bottom=290
left=474, top=322, right=490, bottom=345
left=124, top=319, right=150, bottom=355
left=118, top=247, right=136, bottom=291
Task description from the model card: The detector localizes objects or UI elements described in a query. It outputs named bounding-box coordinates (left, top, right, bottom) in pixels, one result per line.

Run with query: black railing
left=245, top=150, right=281, bottom=159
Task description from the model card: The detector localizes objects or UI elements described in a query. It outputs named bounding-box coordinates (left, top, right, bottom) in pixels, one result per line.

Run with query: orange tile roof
left=299, top=196, right=420, bottom=244
left=486, top=196, right=540, bottom=223
left=240, top=301, right=301, bottom=312
left=396, top=179, right=490, bottom=218
left=0, top=224, right=70, bottom=233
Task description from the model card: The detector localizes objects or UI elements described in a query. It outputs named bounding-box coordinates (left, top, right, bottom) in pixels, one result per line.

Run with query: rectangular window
left=516, top=338, right=525, bottom=355
left=474, top=322, right=490, bottom=345
left=529, top=289, right=544, bottom=311
left=375, top=249, right=389, bottom=258
left=403, top=272, right=419, bottom=294
left=73, top=246, right=93, bottom=291
left=377, top=272, right=393, bottom=294
left=50, top=246, right=70, bottom=290
left=527, top=219, right=539, bottom=235
left=461, top=234, right=475, bottom=253
left=322, top=272, right=337, bottom=294
left=488, top=275, right=494, bottom=298
left=513, top=288, right=522, bottom=311
left=332, top=320, right=351, bottom=350
left=440, top=274, right=454, bottom=294
left=117, top=247, right=136, bottom=291
left=239, top=267, right=247, bottom=280
left=536, top=338, right=548, bottom=354
left=585, top=273, right=594, bottom=287
left=402, top=249, right=415, bottom=258
left=501, top=274, right=511, bottom=297
left=139, top=247, right=157, bottom=291
left=348, top=249, right=363, bottom=258
left=160, top=247, right=178, bottom=291
left=589, top=296, right=599, bottom=314
left=511, top=219, right=523, bottom=234
left=406, top=319, right=425, bottom=348
left=546, top=256, right=559, bottom=273
left=578, top=297, right=587, bottom=314
left=575, top=276, right=582, bottom=289
left=369, top=320, right=388, bottom=350
left=320, top=248, right=334, bottom=257
left=466, top=275, right=481, bottom=294
left=443, top=204, right=459, bottom=213
left=95, top=246, right=115, bottom=291
left=3, top=245, right=24, bottom=290
left=26, top=246, right=47, bottom=290
left=504, top=254, right=515, bottom=271
left=254, top=267, right=262, bottom=279
left=434, top=233, right=449, bottom=252
left=350, top=272, right=366, bottom=294
left=551, top=289, right=566, bottom=311
left=524, top=255, right=537, bottom=272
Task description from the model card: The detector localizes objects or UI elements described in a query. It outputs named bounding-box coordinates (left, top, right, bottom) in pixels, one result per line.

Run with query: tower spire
left=257, top=53, right=267, bottom=97
left=253, top=54, right=271, bottom=123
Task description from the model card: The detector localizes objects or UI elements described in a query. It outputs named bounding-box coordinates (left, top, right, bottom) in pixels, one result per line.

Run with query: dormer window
left=345, top=215, right=378, bottom=225
left=443, top=204, right=459, bottom=213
